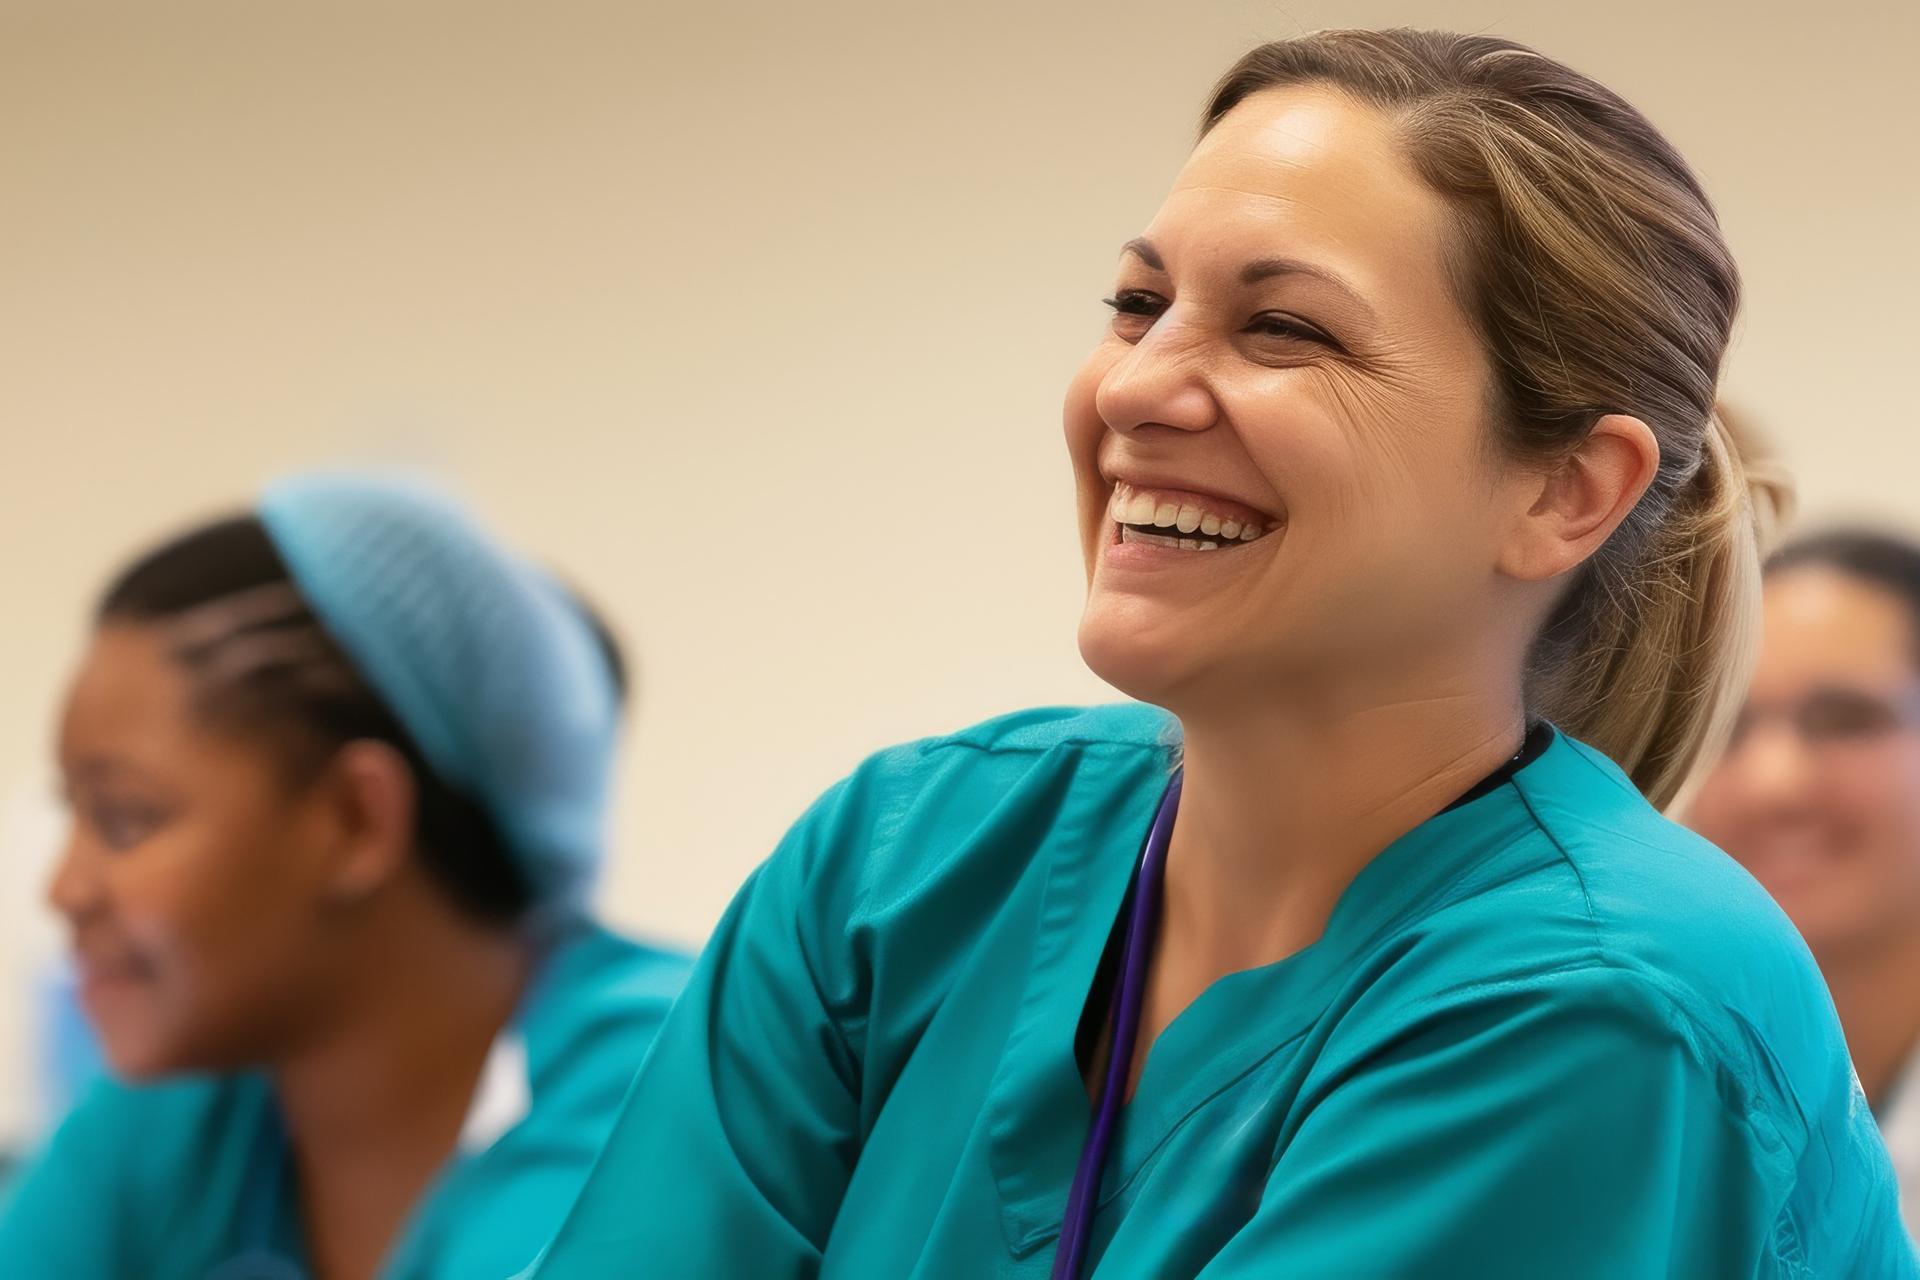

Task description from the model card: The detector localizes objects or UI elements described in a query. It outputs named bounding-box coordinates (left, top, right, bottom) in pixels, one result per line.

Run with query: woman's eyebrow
left=1120, top=237, right=1164, bottom=270
left=67, top=756, right=135, bottom=784
left=1119, top=238, right=1375, bottom=320
left=61, top=757, right=136, bottom=793
left=1240, top=257, right=1376, bottom=319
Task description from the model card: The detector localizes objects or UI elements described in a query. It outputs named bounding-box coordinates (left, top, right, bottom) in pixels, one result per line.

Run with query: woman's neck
left=1109, top=674, right=1524, bottom=1101
left=271, top=879, right=532, bottom=1280
left=1821, top=925, right=1920, bottom=1108
left=1165, top=675, right=1525, bottom=984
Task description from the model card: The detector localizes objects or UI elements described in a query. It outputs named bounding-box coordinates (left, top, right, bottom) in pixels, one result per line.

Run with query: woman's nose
left=1094, top=320, right=1220, bottom=438
left=46, top=834, right=105, bottom=923
left=1731, top=722, right=1821, bottom=805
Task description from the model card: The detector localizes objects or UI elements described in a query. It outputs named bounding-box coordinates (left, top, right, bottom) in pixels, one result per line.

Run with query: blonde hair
left=1715, top=400, right=1796, bottom=557
left=1204, top=30, right=1771, bottom=806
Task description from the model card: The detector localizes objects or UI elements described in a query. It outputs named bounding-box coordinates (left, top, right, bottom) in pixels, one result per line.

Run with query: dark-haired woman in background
left=0, top=473, right=691, bottom=1279
left=1690, top=529, right=1920, bottom=1241
left=534, top=29, right=1913, bottom=1279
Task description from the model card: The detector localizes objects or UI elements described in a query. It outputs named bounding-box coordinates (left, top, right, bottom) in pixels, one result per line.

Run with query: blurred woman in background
left=1689, top=529, right=1920, bottom=1239
left=0, top=472, right=690, bottom=1279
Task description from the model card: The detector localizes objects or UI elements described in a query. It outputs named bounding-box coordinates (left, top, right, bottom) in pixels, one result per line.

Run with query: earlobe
left=1502, top=413, right=1661, bottom=583
left=318, top=741, right=417, bottom=903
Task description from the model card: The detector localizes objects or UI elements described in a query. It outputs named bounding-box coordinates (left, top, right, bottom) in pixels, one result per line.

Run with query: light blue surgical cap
left=256, top=472, right=618, bottom=911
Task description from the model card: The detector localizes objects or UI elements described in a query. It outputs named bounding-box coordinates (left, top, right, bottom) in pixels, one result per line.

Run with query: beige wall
left=1, top=0, right=1914, bottom=1023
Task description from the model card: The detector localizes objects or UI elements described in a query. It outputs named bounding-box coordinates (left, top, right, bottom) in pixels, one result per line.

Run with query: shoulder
left=520, top=924, right=693, bottom=1107
left=832, top=702, right=1177, bottom=812
left=1374, top=732, right=1855, bottom=1151
left=716, top=705, right=1177, bottom=1043
left=926, top=702, right=1179, bottom=756
left=1515, top=735, right=1839, bottom=1074
left=37, top=1071, right=268, bottom=1160
left=0, top=1072, right=269, bottom=1269
left=534, top=922, right=693, bottom=1018
left=782, top=703, right=1177, bottom=912
left=841, top=702, right=1175, bottom=823
left=410, top=932, right=689, bottom=1278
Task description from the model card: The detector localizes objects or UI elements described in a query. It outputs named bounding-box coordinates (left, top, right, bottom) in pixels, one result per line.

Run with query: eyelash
left=1099, top=290, right=1334, bottom=347
left=1102, top=289, right=1165, bottom=317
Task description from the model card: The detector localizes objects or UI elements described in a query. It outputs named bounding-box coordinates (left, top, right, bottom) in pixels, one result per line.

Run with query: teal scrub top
left=536, top=705, right=1918, bottom=1278
left=0, top=922, right=691, bottom=1279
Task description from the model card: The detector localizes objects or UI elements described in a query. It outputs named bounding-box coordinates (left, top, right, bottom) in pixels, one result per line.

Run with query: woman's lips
left=73, top=944, right=154, bottom=992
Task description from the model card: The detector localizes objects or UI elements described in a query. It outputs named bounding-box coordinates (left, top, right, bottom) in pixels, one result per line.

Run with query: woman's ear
left=1499, top=413, right=1660, bottom=583
left=309, top=740, right=418, bottom=903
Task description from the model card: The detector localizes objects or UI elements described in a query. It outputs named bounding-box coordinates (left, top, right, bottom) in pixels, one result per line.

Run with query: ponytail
left=1530, top=408, right=1777, bottom=808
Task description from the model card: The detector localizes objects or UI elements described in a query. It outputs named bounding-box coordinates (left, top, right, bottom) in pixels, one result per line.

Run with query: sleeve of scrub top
left=533, top=776, right=874, bottom=1278
left=1197, top=963, right=1798, bottom=1278
left=0, top=1088, right=133, bottom=1275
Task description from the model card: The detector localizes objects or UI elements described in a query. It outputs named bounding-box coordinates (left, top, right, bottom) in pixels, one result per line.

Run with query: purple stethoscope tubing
left=1051, top=771, right=1183, bottom=1280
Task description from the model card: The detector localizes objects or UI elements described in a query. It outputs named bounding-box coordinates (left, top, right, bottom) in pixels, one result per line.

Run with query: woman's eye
left=1245, top=312, right=1331, bottom=345
left=1101, top=290, right=1167, bottom=340
left=1799, top=692, right=1901, bottom=743
left=89, top=803, right=165, bottom=851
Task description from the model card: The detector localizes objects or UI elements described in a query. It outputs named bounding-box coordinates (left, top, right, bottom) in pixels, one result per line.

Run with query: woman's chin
left=1077, top=610, right=1207, bottom=708
left=89, top=1009, right=209, bottom=1081
left=94, top=1031, right=178, bottom=1082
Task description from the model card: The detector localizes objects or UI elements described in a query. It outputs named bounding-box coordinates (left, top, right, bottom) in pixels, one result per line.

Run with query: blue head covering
left=256, top=472, right=618, bottom=911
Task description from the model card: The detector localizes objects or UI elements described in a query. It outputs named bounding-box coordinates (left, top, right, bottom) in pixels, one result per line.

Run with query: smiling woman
left=531, top=28, right=1914, bottom=1280
left=0, top=476, right=691, bottom=1280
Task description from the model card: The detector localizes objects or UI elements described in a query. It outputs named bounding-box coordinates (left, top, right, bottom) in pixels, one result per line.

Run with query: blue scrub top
left=535, top=705, right=1917, bottom=1278
left=0, top=923, right=691, bottom=1279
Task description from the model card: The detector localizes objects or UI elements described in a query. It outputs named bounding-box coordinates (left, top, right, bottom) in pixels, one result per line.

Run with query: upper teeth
left=1107, top=482, right=1278, bottom=544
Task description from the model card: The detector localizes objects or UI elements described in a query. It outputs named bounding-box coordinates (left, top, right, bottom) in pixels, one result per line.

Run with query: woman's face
left=51, top=624, right=342, bottom=1079
left=1686, top=568, right=1920, bottom=961
left=1066, top=84, right=1526, bottom=713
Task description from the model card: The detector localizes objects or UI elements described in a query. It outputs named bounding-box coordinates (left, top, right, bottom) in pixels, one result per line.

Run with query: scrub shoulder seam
left=1504, top=778, right=1607, bottom=957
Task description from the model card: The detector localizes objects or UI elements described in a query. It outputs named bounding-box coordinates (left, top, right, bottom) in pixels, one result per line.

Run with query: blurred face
left=1065, top=84, right=1519, bottom=712
left=52, top=624, right=342, bottom=1078
left=1687, top=568, right=1920, bottom=960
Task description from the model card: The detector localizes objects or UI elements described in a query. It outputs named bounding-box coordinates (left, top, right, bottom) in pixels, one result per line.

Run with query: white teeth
left=1108, top=483, right=1281, bottom=546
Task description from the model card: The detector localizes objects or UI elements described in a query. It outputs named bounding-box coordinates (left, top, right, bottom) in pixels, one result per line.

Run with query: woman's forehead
left=1181, top=86, right=1413, bottom=199
left=1759, top=570, right=1920, bottom=686
left=64, top=627, right=193, bottom=733
left=60, top=627, right=239, bottom=778
left=1150, top=87, right=1452, bottom=293
left=1197, top=82, right=1387, bottom=157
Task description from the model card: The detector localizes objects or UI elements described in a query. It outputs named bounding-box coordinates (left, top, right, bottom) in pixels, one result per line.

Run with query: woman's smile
left=1106, top=480, right=1283, bottom=549
left=1099, top=479, right=1286, bottom=576
left=73, top=937, right=158, bottom=1017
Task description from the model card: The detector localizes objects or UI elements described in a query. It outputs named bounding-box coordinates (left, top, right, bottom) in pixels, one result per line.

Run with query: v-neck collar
left=984, top=727, right=1565, bottom=1257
